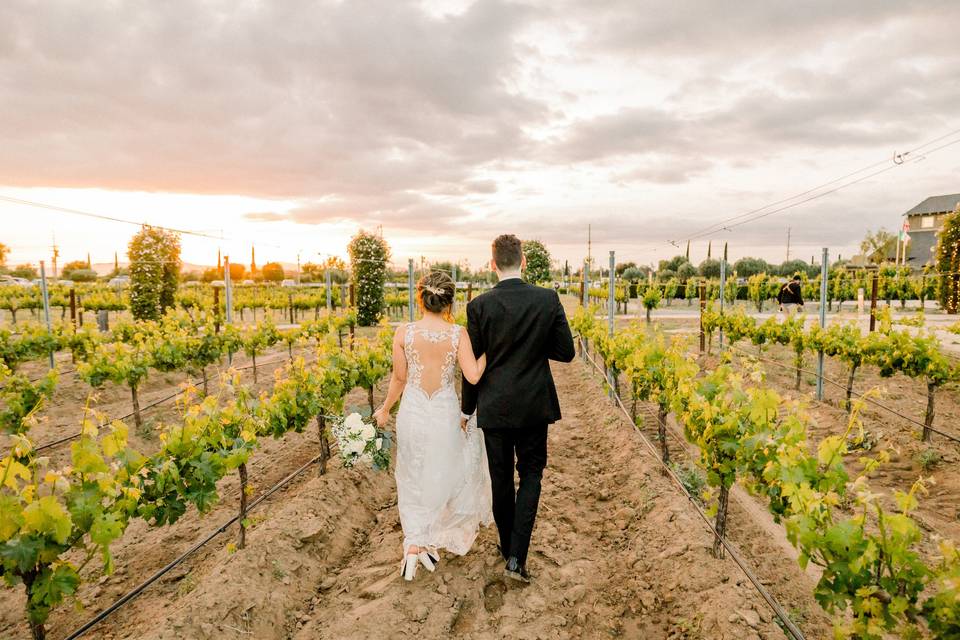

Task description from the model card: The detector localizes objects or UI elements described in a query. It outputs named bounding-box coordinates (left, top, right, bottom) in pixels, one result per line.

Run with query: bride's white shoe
left=418, top=550, right=438, bottom=572
left=401, top=553, right=419, bottom=581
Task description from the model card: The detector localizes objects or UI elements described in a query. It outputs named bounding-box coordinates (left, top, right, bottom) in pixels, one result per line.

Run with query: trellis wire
left=722, top=342, right=960, bottom=445
left=61, top=452, right=325, bottom=640
left=578, top=338, right=806, bottom=640
left=29, top=351, right=316, bottom=453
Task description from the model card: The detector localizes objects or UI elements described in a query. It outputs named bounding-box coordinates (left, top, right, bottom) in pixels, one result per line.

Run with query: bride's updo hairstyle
left=418, top=271, right=456, bottom=314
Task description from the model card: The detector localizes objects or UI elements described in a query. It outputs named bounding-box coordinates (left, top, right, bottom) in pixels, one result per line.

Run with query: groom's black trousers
left=482, top=424, right=548, bottom=566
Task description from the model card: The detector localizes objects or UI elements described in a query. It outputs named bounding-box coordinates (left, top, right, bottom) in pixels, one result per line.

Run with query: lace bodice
left=403, top=322, right=460, bottom=399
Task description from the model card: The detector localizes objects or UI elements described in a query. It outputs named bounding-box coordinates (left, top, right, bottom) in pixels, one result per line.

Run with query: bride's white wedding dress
left=394, top=322, right=492, bottom=558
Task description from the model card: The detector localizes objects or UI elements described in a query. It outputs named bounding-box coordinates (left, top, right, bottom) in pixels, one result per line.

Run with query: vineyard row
left=0, top=315, right=392, bottom=640
left=571, top=308, right=958, bottom=639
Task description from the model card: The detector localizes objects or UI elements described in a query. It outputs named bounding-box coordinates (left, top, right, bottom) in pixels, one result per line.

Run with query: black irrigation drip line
left=61, top=452, right=324, bottom=640
left=29, top=351, right=313, bottom=453
left=576, top=339, right=806, bottom=640
left=722, top=342, right=960, bottom=445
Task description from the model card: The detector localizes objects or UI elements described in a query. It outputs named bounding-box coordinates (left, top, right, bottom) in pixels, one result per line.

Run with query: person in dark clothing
left=777, top=275, right=804, bottom=314
left=461, top=234, right=575, bottom=583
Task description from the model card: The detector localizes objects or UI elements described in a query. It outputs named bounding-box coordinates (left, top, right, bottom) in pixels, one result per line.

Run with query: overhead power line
left=671, top=126, right=960, bottom=246
left=0, top=195, right=224, bottom=240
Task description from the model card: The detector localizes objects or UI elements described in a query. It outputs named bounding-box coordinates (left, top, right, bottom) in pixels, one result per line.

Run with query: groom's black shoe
left=504, top=556, right=531, bottom=583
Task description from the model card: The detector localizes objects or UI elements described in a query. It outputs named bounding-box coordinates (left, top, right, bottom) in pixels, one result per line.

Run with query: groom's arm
left=546, top=291, right=575, bottom=363
left=461, top=300, right=483, bottom=416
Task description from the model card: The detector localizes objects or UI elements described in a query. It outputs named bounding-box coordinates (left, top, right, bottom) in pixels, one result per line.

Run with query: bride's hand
left=373, top=406, right=389, bottom=428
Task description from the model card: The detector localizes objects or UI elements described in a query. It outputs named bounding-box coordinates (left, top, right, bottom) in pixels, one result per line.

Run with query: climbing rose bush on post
left=522, top=239, right=552, bottom=284
left=128, top=225, right=181, bottom=321
left=348, top=230, right=390, bottom=326
left=936, top=203, right=960, bottom=313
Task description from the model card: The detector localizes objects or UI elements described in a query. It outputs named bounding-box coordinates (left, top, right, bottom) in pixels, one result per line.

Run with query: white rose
left=375, top=437, right=383, bottom=450
left=360, top=423, right=377, bottom=441
left=344, top=413, right=364, bottom=431
left=344, top=438, right=365, bottom=456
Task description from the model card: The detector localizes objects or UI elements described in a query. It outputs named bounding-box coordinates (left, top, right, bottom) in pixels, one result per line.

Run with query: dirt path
left=289, top=360, right=829, bottom=640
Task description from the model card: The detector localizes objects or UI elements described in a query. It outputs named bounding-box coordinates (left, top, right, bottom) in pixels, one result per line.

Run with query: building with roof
left=903, top=193, right=960, bottom=267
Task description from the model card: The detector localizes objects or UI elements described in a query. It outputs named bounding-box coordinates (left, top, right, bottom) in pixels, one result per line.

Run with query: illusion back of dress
left=403, top=324, right=459, bottom=399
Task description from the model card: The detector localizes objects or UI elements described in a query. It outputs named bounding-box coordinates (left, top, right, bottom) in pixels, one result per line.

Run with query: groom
left=461, top=234, right=575, bottom=583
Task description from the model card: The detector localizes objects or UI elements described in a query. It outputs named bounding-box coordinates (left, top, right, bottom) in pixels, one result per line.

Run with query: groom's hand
left=460, top=416, right=468, bottom=433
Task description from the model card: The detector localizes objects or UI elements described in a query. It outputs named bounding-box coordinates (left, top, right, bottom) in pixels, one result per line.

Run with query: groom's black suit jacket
left=461, top=278, right=575, bottom=429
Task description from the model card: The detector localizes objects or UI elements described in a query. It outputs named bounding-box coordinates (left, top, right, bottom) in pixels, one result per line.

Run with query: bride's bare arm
left=457, top=327, right=486, bottom=385
left=373, top=326, right=408, bottom=428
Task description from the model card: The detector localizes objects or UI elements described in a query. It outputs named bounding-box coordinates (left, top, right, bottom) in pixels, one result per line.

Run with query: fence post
left=816, top=248, right=828, bottom=400
left=869, top=272, right=878, bottom=332
left=698, top=280, right=706, bottom=353
left=69, top=288, right=77, bottom=328
left=719, top=258, right=726, bottom=351
left=288, top=293, right=294, bottom=325
left=407, top=259, right=415, bottom=322
left=467, top=281, right=473, bottom=302
left=77, top=294, right=83, bottom=327
left=40, top=261, right=54, bottom=370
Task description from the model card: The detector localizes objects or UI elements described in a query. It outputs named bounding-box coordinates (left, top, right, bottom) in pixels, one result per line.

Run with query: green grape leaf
left=0, top=535, right=43, bottom=573
left=0, top=494, right=24, bottom=540
left=90, top=511, right=124, bottom=546
left=22, top=496, right=72, bottom=544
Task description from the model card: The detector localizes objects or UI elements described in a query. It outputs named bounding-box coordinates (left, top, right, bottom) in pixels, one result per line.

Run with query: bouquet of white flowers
left=332, top=412, right=392, bottom=471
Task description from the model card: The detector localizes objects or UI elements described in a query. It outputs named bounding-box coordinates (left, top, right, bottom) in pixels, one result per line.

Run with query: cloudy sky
left=2, top=0, right=959, bottom=272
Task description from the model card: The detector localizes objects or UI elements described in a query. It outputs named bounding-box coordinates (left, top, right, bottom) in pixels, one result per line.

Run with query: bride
left=373, top=271, right=492, bottom=581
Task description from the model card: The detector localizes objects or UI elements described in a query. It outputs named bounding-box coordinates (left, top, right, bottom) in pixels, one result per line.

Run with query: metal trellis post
left=816, top=248, right=828, bottom=400
left=407, top=259, right=415, bottom=322
left=40, top=261, right=54, bottom=370
left=719, top=258, right=726, bottom=351
left=608, top=251, right=616, bottom=399
left=583, top=260, right=590, bottom=307
left=224, top=257, right=233, bottom=365
left=325, top=269, right=332, bottom=311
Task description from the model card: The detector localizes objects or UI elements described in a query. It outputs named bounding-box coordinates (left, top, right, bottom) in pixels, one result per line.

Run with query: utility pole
left=786, top=227, right=791, bottom=262
left=51, top=234, right=59, bottom=279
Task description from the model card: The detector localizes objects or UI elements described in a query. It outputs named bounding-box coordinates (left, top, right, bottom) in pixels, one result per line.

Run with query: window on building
left=921, top=215, right=935, bottom=229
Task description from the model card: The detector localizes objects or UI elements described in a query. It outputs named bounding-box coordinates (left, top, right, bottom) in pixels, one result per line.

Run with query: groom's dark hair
left=492, top=234, right=522, bottom=270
